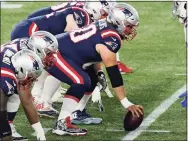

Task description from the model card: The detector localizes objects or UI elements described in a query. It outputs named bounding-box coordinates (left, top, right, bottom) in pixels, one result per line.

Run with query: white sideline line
left=122, top=84, right=187, bottom=141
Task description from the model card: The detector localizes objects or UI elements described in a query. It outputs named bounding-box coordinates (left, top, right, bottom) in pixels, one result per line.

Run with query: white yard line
left=1, top=2, right=22, bottom=9
left=174, top=73, right=187, bottom=76
left=106, top=129, right=170, bottom=133
left=122, top=84, right=187, bottom=141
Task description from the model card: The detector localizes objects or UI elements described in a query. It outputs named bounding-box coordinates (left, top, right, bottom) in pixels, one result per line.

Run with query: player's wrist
left=31, top=122, right=45, bottom=135
left=121, top=97, right=134, bottom=109
left=96, top=70, right=103, bottom=75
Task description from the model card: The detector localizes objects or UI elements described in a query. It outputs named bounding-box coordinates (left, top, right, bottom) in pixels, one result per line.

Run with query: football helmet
left=100, top=0, right=117, bottom=13
left=172, top=0, right=187, bottom=24
left=28, top=31, right=58, bottom=68
left=107, top=3, right=139, bottom=41
left=11, top=49, right=43, bottom=84
left=83, top=1, right=106, bottom=21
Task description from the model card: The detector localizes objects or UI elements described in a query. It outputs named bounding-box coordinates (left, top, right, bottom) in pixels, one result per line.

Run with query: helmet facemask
left=118, top=21, right=138, bottom=41
left=42, top=48, right=57, bottom=69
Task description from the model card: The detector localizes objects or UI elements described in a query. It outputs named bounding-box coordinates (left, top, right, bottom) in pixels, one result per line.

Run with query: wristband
left=31, top=122, right=44, bottom=134
left=120, top=97, right=134, bottom=108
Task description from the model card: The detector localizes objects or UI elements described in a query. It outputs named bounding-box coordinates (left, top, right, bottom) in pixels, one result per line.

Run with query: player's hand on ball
left=127, top=105, right=144, bottom=117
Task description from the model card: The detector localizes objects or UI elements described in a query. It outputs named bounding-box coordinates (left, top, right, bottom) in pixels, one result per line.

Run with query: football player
left=0, top=41, right=45, bottom=141
left=27, top=0, right=133, bottom=74
left=29, top=3, right=143, bottom=136
left=172, top=0, right=187, bottom=108
left=10, top=1, right=108, bottom=126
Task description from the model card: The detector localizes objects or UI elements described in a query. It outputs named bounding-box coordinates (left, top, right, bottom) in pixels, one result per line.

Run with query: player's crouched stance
left=29, top=3, right=143, bottom=136
left=0, top=48, right=45, bottom=140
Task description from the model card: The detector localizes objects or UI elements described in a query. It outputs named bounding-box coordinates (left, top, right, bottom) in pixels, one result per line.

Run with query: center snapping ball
left=124, top=111, right=144, bottom=131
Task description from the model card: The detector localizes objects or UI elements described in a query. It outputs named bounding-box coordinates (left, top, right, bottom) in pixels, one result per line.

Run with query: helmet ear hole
left=116, top=21, right=120, bottom=25
left=20, top=67, right=23, bottom=73
left=184, top=3, right=186, bottom=9
left=37, top=49, right=41, bottom=53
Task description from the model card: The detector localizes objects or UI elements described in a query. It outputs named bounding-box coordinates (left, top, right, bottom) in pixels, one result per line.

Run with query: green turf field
left=1, top=1, right=187, bottom=141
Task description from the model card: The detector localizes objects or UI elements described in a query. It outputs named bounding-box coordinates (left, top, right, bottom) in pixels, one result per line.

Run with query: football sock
left=38, top=75, right=61, bottom=104
left=58, top=95, right=79, bottom=120
left=75, top=92, right=92, bottom=111
left=7, top=94, right=20, bottom=123
left=31, top=70, right=48, bottom=97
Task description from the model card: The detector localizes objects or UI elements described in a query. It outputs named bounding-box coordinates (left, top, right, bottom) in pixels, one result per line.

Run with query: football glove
left=97, top=70, right=107, bottom=92
left=179, top=91, right=187, bottom=108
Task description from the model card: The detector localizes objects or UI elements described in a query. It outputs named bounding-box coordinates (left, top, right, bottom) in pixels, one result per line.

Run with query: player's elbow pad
left=106, top=65, right=123, bottom=88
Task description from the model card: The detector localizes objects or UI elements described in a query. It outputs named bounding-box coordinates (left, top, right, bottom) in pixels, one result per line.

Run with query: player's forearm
left=21, top=99, right=45, bottom=139
left=113, top=86, right=126, bottom=100
left=22, top=99, right=39, bottom=124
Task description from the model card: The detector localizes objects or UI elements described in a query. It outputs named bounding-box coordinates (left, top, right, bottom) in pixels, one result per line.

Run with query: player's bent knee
left=0, top=111, right=12, bottom=140
left=66, top=84, right=88, bottom=100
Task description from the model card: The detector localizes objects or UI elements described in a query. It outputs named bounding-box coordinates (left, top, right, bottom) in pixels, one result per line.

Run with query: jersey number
left=70, top=24, right=97, bottom=43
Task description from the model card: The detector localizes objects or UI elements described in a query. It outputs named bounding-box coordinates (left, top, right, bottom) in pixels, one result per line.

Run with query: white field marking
left=1, top=2, right=22, bottom=9
left=106, top=129, right=170, bottom=133
left=32, top=128, right=52, bottom=136
left=122, top=84, right=187, bottom=141
left=174, top=73, right=187, bottom=76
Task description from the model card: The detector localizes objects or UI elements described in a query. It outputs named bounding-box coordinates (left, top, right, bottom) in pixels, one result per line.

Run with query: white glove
left=37, top=133, right=46, bottom=141
left=32, top=122, right=46, bottom=141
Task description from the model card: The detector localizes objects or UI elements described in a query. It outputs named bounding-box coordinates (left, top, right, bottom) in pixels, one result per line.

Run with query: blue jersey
left=56, top=19, right=122, bottom=69
left=0, top=39, right=28, bottom=96
left=27, top=2, right=85, bottom=19
left=27, top=6, right=90, bottom=36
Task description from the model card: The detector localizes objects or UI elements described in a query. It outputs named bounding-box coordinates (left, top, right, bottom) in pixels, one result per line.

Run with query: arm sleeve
left=102, top=35, right=121, bottom=53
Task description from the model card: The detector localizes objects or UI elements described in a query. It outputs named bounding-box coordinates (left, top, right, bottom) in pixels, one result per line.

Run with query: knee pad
left=66, top=84, right=88, bottom=100
left=0, top=111, right=11, bottom=138
left=7, top=94, right=20, bottom=113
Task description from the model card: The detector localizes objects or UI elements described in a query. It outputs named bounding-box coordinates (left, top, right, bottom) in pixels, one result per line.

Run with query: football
left=124, top=111, right=144, bottom=131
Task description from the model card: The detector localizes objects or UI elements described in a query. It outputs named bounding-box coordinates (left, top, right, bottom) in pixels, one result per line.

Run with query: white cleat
left=10, top=123, right=28, bottom=141
left=36, top=102, right=59, bottom=118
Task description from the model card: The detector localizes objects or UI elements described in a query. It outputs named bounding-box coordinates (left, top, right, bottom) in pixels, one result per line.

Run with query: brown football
left=124, top=111, right=144, bottom=131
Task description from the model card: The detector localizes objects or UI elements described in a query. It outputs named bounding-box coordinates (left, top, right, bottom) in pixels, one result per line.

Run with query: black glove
left=97, top=70, right=107, bottom=92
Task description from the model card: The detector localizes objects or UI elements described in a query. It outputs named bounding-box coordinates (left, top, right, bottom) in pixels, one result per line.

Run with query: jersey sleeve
left=101, top=30, right=122, bottom=53
left=72, top=7, right=90, bottom=28
left=0, top=77, right=17, bottom=97
left=0, top=48, right=17, bottom=96
left=27, top=7, right=52, bottom=19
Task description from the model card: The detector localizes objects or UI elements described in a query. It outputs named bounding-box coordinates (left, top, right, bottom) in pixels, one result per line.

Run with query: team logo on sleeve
left=5, top=80, right=15, bottom=95
left=74, top=12, right=82, bottom=25
left=105, top=41, right=119, bottom=51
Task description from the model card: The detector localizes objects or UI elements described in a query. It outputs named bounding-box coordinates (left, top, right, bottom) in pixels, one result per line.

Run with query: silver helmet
left=107, top=3, right=139, bottom=41
left=27, top=31, right=58, bottom=68
left=11, top=49, right=43, bottom=82
left=100, top=0, right=117, bottom=13
left=83, top=1, right=105, bottom=21
left=172, top=0, right=187, bottom=24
